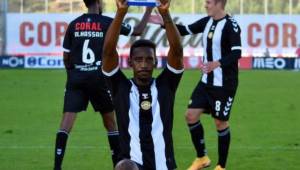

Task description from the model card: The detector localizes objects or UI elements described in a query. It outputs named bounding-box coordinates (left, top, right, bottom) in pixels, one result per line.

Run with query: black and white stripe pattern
left=177, top=15, right=241, bottom=89
left=202, top=18, right=227, bottom=87
left=128, top=80, right=167, bottom=170
left=104, top=65, right=183, bottom=169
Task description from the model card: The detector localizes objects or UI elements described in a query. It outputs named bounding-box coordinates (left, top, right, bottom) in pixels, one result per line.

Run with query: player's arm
left=218, top=24, right=242, bottom=67
left=63, top=52, right=74, bottom=70
left=62, top=23, right=74, bottom=70
left=149, top=12, right=209, bottom=36
left=157, top=0, right=183, bottom=70
left=119, top=7, right=152, bottom=36
left=102, top=0, right=128, bottom=73
left=131, top=7, right=153, bottom=36
left=175, top=17, right=209, bottom=36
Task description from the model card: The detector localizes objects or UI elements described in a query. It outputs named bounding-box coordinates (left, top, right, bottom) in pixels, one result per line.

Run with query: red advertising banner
left=5, top=14, right=300, bottom=57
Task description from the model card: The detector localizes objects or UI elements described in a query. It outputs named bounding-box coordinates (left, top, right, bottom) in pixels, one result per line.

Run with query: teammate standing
left=53, top=0, right=152, bottom=169
left=102, top=0, right=183, bottom=169
left=173, top=0, right=242, bottom=170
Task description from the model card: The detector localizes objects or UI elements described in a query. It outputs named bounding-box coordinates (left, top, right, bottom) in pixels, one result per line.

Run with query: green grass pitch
left=0, top=69, right=299, bottom=170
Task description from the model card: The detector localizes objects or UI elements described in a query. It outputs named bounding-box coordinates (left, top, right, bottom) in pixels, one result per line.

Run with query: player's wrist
left=158, top=9, right=169, bottom=16
left=114, top=12, right=127, bottom=22
left=160, top=11, right=172, bottom=24
left=116, top=8, right=128, bottom=16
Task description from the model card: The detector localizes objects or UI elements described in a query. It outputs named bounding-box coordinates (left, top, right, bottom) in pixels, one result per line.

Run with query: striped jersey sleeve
left=176, top=16, right=210, bottom=36
left=219, top=17, right=242, bottom=67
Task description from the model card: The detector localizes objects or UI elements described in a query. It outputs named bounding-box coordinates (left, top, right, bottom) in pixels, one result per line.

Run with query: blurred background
left=3, top=0, right=300, bottom=14
left=1, top=0, right=300, bottom=69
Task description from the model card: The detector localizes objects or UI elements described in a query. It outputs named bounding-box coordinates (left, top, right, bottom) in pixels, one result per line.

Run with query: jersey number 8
left=82, top=39, right=95, bottom=64
left=215, top=100, right=221, bottom=112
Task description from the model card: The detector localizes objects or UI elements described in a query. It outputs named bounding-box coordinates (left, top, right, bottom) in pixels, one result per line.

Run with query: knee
left=215, top=119, right=229, bottom=130
left=103, top=120, right=117, bottom=131
left=59, top=112, right=76, bottom=133
left=185, top=111, right=199, bottom=124
left=102, top=113, right=118, bottom=131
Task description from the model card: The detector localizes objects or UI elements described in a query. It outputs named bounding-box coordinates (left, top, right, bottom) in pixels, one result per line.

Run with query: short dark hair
left=129, top=39, right=156, bottom=59
left=83, top=0, right=97, bottom=8
left=115, top=159, right=139, bottom=170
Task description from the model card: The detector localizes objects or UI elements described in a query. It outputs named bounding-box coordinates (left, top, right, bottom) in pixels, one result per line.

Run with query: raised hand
left=116, top=0, right=128, bottom=13
left=155, top=0, right=183, bottom=70
left=156, top=0, right=170, bottom=14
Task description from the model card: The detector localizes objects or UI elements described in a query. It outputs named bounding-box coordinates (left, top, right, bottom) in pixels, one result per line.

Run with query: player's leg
left=186, top=82, right=211, bottom=170
left=89, top=81, right=120, bottom=166
left=115, top=159, right=140, bottom=170
left=210, top=88, right=236, bottom=170
left=214, top=119, right=230, bottom=170
left=186, top=108, right=207, bottom=158
left=54, top=112, right=77, bottom=170
left=101, top=111, right=121, bottom=166
left=186, top=108, right=211, bottom=170
left=54, top=85, right=88, bottom=170
left=101, top=111, right=118, bottom=131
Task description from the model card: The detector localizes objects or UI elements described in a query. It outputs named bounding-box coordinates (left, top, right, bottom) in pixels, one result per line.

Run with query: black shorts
left=188, top=81, right=237, bottom=121
left=63, top=70, right=114, bottom=114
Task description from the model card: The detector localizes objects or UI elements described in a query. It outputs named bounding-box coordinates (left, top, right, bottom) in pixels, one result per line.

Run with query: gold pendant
left=141, top=101, right=151, bottom=110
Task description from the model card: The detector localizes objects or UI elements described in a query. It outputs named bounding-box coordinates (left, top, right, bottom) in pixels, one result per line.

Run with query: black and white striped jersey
left=103, top=64, right=184, bottom=170
left=177, top=14, right=242, bottom=89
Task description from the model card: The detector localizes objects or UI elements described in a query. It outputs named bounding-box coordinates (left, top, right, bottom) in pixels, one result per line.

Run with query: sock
left=217, top=127, right=231, bottom=168
left=188, top=121, right=206, bottom=157
left=107, top=131, right=121, bottom=166
left=54, top=130, right=69, bottom=170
